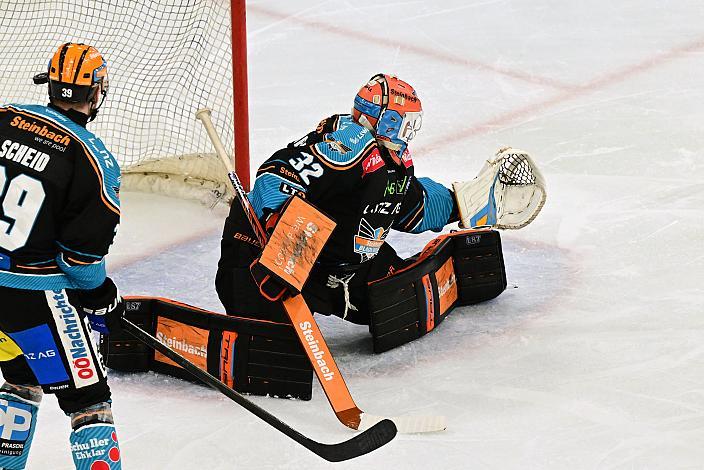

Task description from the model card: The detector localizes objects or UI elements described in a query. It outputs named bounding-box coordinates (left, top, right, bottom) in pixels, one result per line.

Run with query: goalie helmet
left=33, top=43, right=109, bottom=121
left=352, top=74, right=423, bottom=157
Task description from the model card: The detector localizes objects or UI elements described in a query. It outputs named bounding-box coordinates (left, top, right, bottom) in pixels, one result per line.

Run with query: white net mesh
left=0, top=0, right=235, bottom=201
left=452, top=148, right=547, bottom=230
left=492, top=149, right=546, bottom=229
left=498, top=153, right=538, bottom=186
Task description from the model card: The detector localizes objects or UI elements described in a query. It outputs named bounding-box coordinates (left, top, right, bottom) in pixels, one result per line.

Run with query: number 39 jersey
left=0, top=103, right=120, bottom=291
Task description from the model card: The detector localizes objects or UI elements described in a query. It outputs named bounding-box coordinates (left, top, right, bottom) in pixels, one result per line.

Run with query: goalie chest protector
left=100, top=297, right=314, bottom=400
left=368, top=229, right=507, bottom=353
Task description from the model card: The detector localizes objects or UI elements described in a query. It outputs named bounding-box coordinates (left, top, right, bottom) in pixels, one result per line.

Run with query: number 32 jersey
left=246, top=114, right=457, bottom=266
left=0, top=103, right=120, bottom=291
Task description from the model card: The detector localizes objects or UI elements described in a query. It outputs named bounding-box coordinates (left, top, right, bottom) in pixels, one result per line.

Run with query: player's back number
left=0, top=165, right=46, bottom=251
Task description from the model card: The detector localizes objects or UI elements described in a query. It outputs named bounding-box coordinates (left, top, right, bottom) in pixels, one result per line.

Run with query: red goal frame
left=231, top=0, right=251, bottom=189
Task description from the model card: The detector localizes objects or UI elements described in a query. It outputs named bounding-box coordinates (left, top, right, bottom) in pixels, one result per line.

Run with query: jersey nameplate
left=0, top=139, right=50, bottom=172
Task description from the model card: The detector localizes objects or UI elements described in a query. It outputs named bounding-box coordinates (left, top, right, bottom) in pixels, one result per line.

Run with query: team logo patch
left=323, top=133, right=352, bottom=154
left=383, top=176, right=409, bottom=197
left=7, top=324, right=69, bottom=385
left=46, top=290, right=99, bottom=389
left=353, top=219, right=389, bottom=262
left=0, top=331, right=22, bottom=362
left=125, top=301, right=142, bottom=311
left=71, top=424, right=120, bottom=466
left=154, top=317, right=209, bottom=371
left=361, top=149, right=384, bottom=177
left=465, top=234, right=482, bottom=245
left=0, top=253, right=10, bottom=270
left=435, top=257, right=458, bottom=316
left=0, top=398, right=34, bottom=455
left=278, top=182, right=305, bottom=198
left=401, top=149, right=413, bottom=168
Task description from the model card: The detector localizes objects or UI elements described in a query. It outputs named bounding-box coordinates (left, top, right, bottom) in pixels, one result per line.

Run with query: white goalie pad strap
left=452, top=147, right=546, bottom=229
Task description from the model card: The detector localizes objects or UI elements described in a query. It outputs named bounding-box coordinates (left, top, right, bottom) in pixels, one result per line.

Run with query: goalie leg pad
left=100, top=298, right=314, bottom=400
left=452, top=229, right=507, bottom=304
left=367, top=229, right=506, bottom=353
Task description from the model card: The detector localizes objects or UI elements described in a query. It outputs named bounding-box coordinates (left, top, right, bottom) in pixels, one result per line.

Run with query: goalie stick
left=196, top=108, right=447, bottom=434
left=121, top=318, right=396, bottom=462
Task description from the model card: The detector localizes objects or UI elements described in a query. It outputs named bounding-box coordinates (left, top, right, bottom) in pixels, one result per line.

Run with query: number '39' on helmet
left=33, top=43, right=109, bottom=121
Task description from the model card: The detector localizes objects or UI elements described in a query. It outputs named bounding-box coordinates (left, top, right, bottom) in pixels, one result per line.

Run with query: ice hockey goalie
left=216, top=74, right=546, bottom=353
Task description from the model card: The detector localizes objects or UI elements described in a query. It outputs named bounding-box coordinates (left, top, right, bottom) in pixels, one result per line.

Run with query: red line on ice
left=415, top=35, right=704, bottom=153
left=249, top=6, right=704, bottom=152
left=249, top=5, right=575, bottom=91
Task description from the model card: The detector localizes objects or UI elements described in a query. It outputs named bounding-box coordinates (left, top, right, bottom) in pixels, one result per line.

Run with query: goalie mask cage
left=0, top=0, right=251, bottom=201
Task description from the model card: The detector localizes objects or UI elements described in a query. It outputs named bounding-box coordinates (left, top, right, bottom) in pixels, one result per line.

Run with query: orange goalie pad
left=259, top=196, right=336, bottom=292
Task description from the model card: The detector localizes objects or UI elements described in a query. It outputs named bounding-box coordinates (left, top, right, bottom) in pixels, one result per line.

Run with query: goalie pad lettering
left=256, top=196, right=336, bottom=294
left=99, top=297, right=314, bottom=400
left=453, top=147, right=546, bottom=230
left=368, top=229, right=506, bottom=353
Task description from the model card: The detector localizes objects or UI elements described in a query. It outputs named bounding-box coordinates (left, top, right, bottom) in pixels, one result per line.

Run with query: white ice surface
left=13, top=1, right=704, bottom=468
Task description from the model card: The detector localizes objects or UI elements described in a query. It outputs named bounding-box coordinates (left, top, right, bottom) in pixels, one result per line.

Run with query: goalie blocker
left=368, top=229, right=506, bottom=353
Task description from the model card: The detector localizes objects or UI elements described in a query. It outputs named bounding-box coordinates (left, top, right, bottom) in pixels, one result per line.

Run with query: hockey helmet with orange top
left=33, top=43, right=109, bottom=120
left=352, top=74, right=422, bottom=156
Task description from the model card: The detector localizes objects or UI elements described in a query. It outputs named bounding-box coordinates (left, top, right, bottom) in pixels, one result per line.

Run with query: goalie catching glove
left=78, top=277, right=125, bottom=334
left=452, top=147, right=546, bottom=229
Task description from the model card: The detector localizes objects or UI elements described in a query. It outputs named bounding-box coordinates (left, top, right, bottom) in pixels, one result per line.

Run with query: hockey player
left=217, top=74, right=545, bottom=355
left=217, top=74, right=461, bottom=325
left=0, top=43, right=123, bottom=469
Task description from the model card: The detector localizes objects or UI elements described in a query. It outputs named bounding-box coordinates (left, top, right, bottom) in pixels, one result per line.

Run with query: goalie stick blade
left=121, top=319, right=397, bottom=462
left=358, top=412, right=447, bottom=434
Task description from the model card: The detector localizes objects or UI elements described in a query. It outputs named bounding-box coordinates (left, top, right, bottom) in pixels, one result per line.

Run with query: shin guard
left=0, top=391, right=40, bottom=470
left=368, top=229, right=506, bottom=353
left=70, top=423, right=121, bottom=470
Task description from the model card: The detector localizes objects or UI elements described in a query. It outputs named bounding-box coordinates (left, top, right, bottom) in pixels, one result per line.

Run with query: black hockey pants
left=0, top=286, right=110, bottom=414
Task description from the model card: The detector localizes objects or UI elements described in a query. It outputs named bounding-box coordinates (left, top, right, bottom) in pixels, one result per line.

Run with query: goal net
left=0, top=0, right=244, bottom=204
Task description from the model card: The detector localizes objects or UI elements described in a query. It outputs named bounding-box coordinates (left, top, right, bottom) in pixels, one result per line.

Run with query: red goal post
left=0, top=0, right=252, bottom=201
left=231, top=0, right=250, bottom=191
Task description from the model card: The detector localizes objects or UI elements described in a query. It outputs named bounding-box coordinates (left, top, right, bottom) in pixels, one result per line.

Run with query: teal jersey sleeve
left=394, top=177, right=456, bottom=234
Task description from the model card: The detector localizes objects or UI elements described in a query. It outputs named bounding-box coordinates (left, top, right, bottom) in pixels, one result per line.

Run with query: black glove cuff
left=78, top=277, right=118, bottom=308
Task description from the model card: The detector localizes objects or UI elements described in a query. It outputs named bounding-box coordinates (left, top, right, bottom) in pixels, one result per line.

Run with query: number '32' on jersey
left=247, top=114, right=456, bottom=266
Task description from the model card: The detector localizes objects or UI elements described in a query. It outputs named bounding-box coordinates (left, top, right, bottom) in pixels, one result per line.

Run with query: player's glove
left=78, top=277, right=125, bottom=334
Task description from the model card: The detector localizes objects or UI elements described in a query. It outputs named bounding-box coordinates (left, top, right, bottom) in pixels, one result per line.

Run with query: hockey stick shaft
left=120, top=318, right=396, bottom=462
left=196, top=108, right=361, bottom=422
left=195, top=108, right=266, bottom=244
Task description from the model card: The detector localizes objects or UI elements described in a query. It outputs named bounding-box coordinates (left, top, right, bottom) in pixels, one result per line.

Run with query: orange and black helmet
left=33, top=43, right=108, bottom=107
left=352, top=74, right=422, bottom=156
